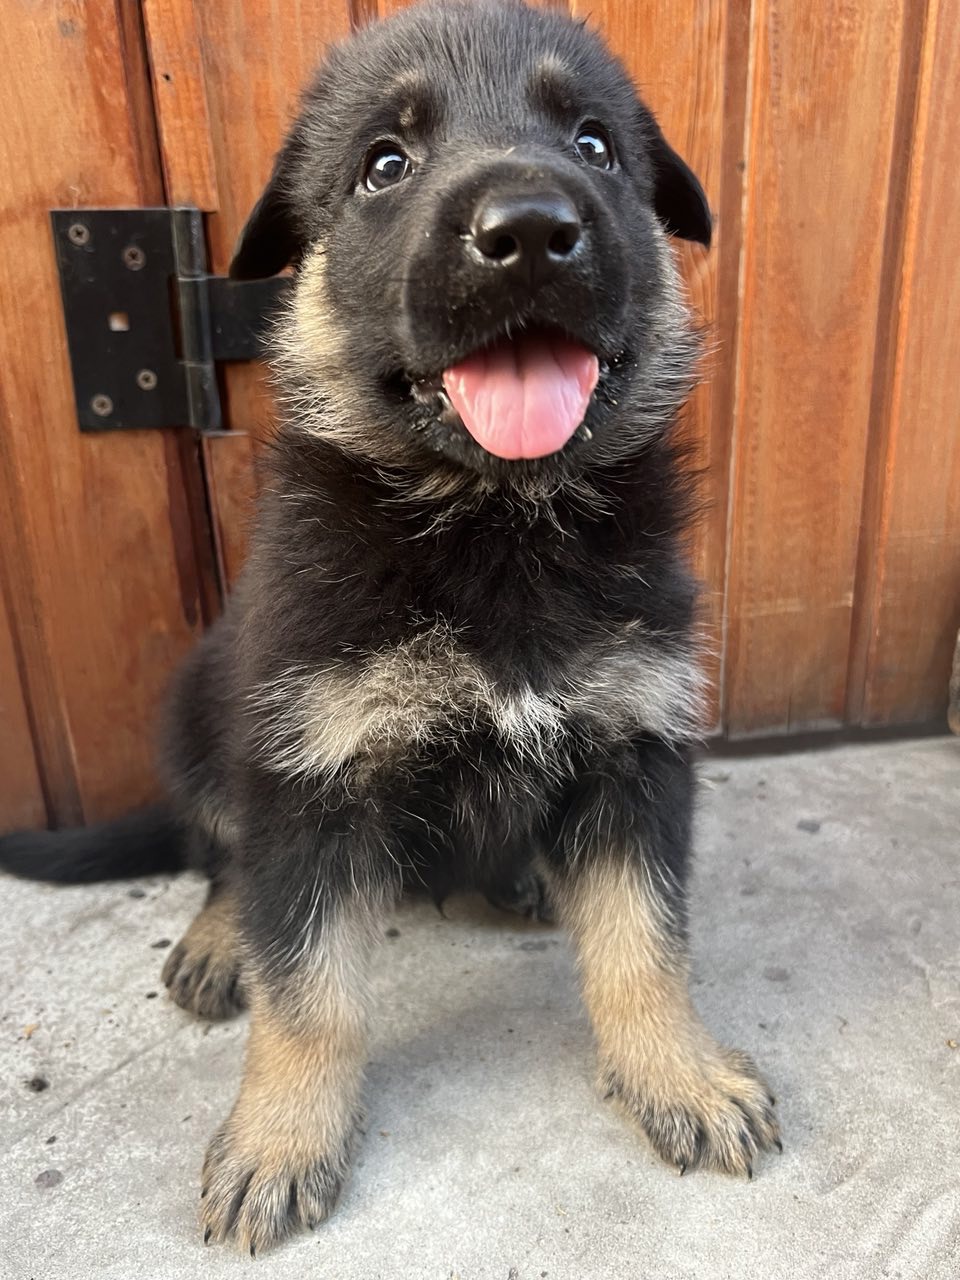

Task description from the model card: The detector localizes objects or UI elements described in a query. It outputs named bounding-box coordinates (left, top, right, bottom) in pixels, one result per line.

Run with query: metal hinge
left=50, top=207, right=291, bottom=433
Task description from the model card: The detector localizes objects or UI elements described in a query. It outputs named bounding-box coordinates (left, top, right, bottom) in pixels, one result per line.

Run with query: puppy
left=0, top=0, right=779, bottom=1253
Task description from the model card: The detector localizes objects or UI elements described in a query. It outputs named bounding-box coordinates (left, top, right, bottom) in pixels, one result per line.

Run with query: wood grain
left=0, top=582, right=45, bottom=829
left=0, top=0, right=207, bottom=823
left=850, top=0, right=960, bottom=727
left=723, top=0, right=908, bottom=734
left=142, top=0, right=219, bottom=209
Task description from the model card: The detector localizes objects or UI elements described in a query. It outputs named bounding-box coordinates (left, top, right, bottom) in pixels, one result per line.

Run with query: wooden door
left=2, top=0, right=958, bottom=830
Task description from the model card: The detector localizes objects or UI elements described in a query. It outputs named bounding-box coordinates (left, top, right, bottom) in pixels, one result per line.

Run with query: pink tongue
left=442, top=332, right=599, bottom=460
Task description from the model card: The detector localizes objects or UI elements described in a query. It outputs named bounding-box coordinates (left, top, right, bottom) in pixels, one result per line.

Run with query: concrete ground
left=1, top=738, right=958, bottom=1280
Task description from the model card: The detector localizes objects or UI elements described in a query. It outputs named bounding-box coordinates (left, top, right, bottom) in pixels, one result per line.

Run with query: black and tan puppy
left=0, top=0, right=779, bottom=1253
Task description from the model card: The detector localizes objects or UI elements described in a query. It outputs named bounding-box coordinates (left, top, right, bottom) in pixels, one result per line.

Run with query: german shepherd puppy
left=0, top=0, right=780, bottom=1253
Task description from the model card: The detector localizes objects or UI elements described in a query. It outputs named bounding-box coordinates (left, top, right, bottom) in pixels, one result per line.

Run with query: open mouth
left=410, top=328, right=600, bottom=461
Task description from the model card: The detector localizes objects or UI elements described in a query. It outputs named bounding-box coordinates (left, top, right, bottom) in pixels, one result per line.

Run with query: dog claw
left=746, top=1163, right=753, bottom=1180
left=775, top=1138, right=783, bottom=1154
left=203, top=1227, right=212, bottom=1245
left=250, top=1245, right=257, bottom=1259
left=678, top=1162, right=687, bottom=1177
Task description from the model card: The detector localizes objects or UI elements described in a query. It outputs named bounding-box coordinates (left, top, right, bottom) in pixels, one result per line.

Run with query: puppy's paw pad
left=161, top=941, right=245, bottom=1021
left=199, top=1124, right=349, bottom=1254
left=608, top=1046, right=780, bottom=1177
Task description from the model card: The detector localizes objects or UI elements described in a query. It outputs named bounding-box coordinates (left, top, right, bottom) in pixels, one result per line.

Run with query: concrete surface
left=1, top=738, right=958, bottom=1280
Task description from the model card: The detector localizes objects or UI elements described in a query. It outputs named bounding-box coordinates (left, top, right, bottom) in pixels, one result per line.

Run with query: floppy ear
left=229, top=143, right=305, bottom=280
left=643, top=115, right=712, bottom=249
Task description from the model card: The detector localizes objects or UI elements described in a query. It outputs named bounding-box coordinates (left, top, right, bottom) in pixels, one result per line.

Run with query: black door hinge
left=51, top=207, right=292, bottom=433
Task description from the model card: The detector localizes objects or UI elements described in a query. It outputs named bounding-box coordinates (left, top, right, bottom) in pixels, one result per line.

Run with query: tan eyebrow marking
left=530, top=54, right=578, bottom=114
left=387, top=70, right=432, bottom=132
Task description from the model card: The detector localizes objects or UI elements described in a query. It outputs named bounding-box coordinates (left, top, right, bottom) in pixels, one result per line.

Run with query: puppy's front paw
left=162, top=893, right=246, bottom=1020
left=162, top=936, right=245, bottom=1021
left=605, top=1043, right=780, bottom=1177
left=200, top=1110, right=358, bottom=1254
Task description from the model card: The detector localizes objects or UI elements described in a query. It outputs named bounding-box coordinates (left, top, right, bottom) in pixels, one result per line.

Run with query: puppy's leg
left=162, top=881, right=246, bottom=1020
left=200, top=797, right=395, bottom=1254
left=545, top=739, right=780, bottom=1176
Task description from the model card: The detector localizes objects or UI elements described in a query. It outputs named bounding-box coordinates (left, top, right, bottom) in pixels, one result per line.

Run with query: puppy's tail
left=0, top=805, right=186, bottom=884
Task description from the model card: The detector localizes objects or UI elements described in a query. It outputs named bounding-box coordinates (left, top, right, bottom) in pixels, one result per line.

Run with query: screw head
left=136, top=368, right=158, bottom=391
left=122, top=245, right=146, bottom=270
left=90, top=394, right=114, bottom=417
left=67, top=223, right=90, bottom=246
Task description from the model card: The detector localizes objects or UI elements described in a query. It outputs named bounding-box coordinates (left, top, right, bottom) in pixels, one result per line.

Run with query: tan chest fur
left=251, top=623, right=705, bottom=784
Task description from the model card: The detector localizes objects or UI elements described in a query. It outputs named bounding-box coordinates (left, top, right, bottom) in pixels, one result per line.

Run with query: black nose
left=470, top=189, right=582, bottom=281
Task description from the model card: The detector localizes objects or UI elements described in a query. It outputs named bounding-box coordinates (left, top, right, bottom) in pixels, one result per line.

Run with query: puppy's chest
left=252, top=621, right=703, bottom=784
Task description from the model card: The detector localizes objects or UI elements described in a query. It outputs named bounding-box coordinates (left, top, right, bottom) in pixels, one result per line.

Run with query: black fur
left=0, top=806, right=185, bottom=883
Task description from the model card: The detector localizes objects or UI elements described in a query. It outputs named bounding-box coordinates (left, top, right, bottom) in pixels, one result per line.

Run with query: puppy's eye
left=574, top=124, right=614, bottom=170
left=363, top=144, right=412, bottom=192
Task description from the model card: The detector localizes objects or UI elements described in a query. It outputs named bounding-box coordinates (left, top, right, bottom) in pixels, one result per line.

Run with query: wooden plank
left=116, top=0, right=167, bottom=205
left=723, top=0, right=908, bottom=735
left=141, top=0, right=219, bottom=209
left=850, top=0, right=960, bottom=727
left=0, top=1, right=207, bottom=823
left=202, top=425, right=259, bottom=587
left=0, top=583, right=46, bottom=830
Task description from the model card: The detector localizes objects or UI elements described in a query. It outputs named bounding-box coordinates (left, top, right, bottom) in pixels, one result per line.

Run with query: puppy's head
left=234, top=0, right=710, bottom=488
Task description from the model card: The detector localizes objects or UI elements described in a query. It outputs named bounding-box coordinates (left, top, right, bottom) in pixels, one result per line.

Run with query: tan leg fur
left=550, top=856, right=780, bottom=1175
left=199, top=901, right=381, bottom=1254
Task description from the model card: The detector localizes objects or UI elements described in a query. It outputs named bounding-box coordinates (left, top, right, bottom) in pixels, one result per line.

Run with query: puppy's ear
left=229, top=140, right=305, bottom=280
left=643, top=114, right=712, bottom=249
